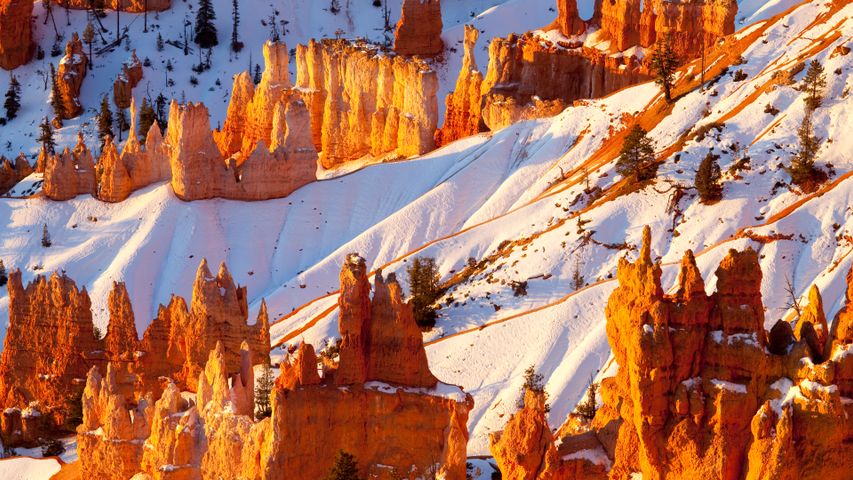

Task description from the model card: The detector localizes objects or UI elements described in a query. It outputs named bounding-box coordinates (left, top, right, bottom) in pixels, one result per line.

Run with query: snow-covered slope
left=1, top=0, right=850, bottom=457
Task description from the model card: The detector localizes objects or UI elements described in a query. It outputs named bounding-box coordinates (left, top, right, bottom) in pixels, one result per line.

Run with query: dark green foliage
left=576, top=378, right=598, bottom=420
left=115, top=105, right=129, bottom=138
left=253, top=63, right=262, bottom=84
left=324, top=450, right=361, bottom=480
left=49, top=63, right=66, bottom=120
left=155, top=93, right=168, bottom=132
left=616, top=125, right=657, bottom=182
left=651, top=34, right=678, bottom=103
left=802, top=59, right=827, bottom=111
left=787, top=112, right=826, bottom=192
left=695, top=152, right=723, bottom=203
left=0, top=259, right=7, bottom=287
left=4, top=75, right=21, bottom=120
left=194, top=0, right=219, bottom=49
left=254, top=361, right=274, bottom=419
left=98, top=95, right=113, bottom=145
left=138, top=97, right=156, bottom=141
left=406, top=257, right=441, bottom=329
left=41, top=224, right=52, bottom=248
left=38, top=117, right=56, bottom=154
left=156, top=32, right=165, bottom=52
left=39, top=437, right=65, bottom=457
left=230, top=0, right=243, bottom=52
left=65, top=387, right=84, bottom=428
left=519, top=365, right=550, bottom=412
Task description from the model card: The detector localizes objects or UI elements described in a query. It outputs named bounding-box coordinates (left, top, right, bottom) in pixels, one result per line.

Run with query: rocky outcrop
left=0, top=0, right=33, bottom=70
left=55, top=0, right=170, bottom=13
left=56, top=33, right=88, bottom=119
left=534, top=226, right=853, bottom=480
left=113, top=51, right=143, bottom=109
left=394, top=0, right=444, bottom=57
left=548, top=0, right=584, bottom=36
left=435, top=25, right=485, bottom=146
left=295, top=39, right=439, bottom=168
left=77, top=254, right=472, bottom=480
left=0, top=154, right=33, bottom=195
left=43, top=134, right=97, bottom=200
left=169, top=99, right=317, bottom=201
left=97, top=99, right=170, bottom=202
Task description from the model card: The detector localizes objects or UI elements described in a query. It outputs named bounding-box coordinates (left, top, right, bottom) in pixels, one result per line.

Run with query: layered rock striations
left=0, top=154, right=33, bottom=195
left=55, top=0, right=170, bottom=13
left=56, top=33, right=88, bottom=119
left=113, top=51, right=143, bottom=109
left=295, top=39, right=439, bottom=168
left=494, top=226, right=853, bottom=479
left=77, top=254, right=473, bottom=480
left=394, top=0, right=444, bottom=57
left=0, top=0, right=33, bottom=70
left=435, top=25, right=485, bottom=146
left=43, top=134, right=97, bottom=200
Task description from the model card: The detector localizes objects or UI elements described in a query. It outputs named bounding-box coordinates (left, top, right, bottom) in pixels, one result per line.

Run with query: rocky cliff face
left=43, top=134, right=97, bottom=200
left=394, top=0, right=444, bottom=57
left=77, top=254, right=473, bottom=480
left=56, top=0, right=170, bottom=13
left=496, top=226, right=853, bottom=479
left=435, top=25, right=485, bottom=147
left=0, top=0, right=33, bottom=70
left=295, top=39, right=439, bottom=168
left=56, top=33, right=88, bottom=119
left=0, top=154, right=33, bottom=195
left=113, top=51, right=143, bottom=109
left=548, top=0, right=584, bottom=36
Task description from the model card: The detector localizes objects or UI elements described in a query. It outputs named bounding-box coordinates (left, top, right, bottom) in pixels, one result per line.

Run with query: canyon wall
left=55, top=0, right=170, bottom=13
left=56, top=33, right=88, bottom=119
left=492, top=226, right=853, bottom=479
left=0, top=154, right=32, bottom=195
left=0, top=0, right=33, bottom=70
left=394, top=0, right=444, bottom=57
left=295, top=39, right=439, bottom=168
left=77, top=254, right=473, bottom=480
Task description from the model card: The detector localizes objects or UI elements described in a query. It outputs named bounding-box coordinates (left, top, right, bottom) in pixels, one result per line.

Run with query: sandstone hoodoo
left=56, top=33, right=89, bottom=119
left=43, top=134, right=97, bottom=201
left=0, top=0, right=33, bottom=70
left=76, top=254, right=472, bottom=479
left=112, top=51, right=144, bottom=109
left=0, top=154, right=32, bottom=195
left=55, top=0, right=170, bottom=13
left=435, top=25, right=485, bottom=146
left=394, top=0, right=444, bottom=57
left=491, top=226, right=853, bottom=479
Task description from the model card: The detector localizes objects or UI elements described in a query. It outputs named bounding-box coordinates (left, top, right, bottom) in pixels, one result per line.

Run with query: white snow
left=562, top=446, right=612, bottom=469
left=711, top=379, right=748, bottom=394
left=0, top=457, right=61, bottom=480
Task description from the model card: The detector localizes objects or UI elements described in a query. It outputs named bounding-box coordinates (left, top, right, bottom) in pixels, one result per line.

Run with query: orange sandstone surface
left=394, top=0, right=444, bottom=57
left=56, top=33, right=89, bottom=120
left=0, top=0, right=33, bottom=70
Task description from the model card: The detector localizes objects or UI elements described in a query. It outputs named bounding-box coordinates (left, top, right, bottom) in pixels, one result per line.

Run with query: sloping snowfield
left=0, top=0, right=840, bottom=456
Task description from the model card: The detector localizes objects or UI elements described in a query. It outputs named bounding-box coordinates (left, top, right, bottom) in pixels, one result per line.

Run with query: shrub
left=325, top=450, right=361, bottom=480
left=406, top=257, right=442, bottom=329
left=616, top=125, right=657, bottom=182
left=576, top=379, right=599, bottom=420
left=695, top=152, right=723, bottom=203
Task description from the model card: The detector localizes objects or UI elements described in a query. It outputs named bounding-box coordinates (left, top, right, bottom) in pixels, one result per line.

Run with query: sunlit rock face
left=0, top=0, right=34, bottom=70
left=394, top=0, right=444, bottom=57
left=56, top=33, right=89, bottom=119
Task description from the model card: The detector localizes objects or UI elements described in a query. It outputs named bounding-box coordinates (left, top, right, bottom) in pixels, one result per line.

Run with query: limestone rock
left=794, top=285, right=829, bottom=361
left=113, top=51, right=143, bottom=109
left=435, top=25, right=485, bottom=146
left=394, top=0, right=443, bottom=57
left=0, top=154, right=33, bottom=195
left=0, top=0, right=33, bottom=70
left=97, top=136, right=134, bottom=202
left=600, top=0, right=642, bottom=51
left=277, top=342, right=320, bottom=390
left=490, top=389, right=562, bottom=480
left=43, top=134, right=97, bottom=200
left=104, top=282, right=140, bottom=358
left=56, top=33, right=88, bottom=119
left=214, top=72, right=255, bottom=157
left=547, top=0, right=585, bottom=36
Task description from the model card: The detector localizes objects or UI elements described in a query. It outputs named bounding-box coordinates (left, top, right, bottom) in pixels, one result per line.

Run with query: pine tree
left=97, top=95, right=114, bottom=146
left=406, top=257, right=441, bottom=329
left=802, top=59, right=827, bottom=111
left=254, top=362, right=274, bottom=419
left=0, top=259, right=7, bottom=287
left=49, top=63, right=67, bottom=120
left=695, top=152, right=723, bottom=203
left=787, top=112, right=823, bottom=190
left=576, top=377, right=598, bottom=420
left=651, top=34, right=679, bottom=103
left=83, top=23, right=95, bottom=67
left=571, top=257, right=584, bottom=290
left=194, top=0, right=219, bottom=49
left=41, top=224, right=52, bottom=248
left=230, top=0, right=243, bottom=53
left=155, top=93, right=168, bottom=131
left=4, top=75, right=21, bottom=120
left=253, top=63, right=262, bottom=84
left=324, top=450, right=361, bottom=480
left=156, top=32, right=165, bottom=52
left=329, top=0, right=341, bottom=15
left=616, top=125, right=657, bottom=182
left=37, top=117, right=56, bottom=154
left=138, top=97, right=156, bottom=141
left=116, top=105, right=128, bottom=134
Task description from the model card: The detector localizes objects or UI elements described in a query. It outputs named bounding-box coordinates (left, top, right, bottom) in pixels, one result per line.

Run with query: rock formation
left=0, top=154, right=33, bottom=195
left=56, top=33, right=88, bottom=119
left=113, top=51, right=143, bottom=109
left=55, top=0, right=170, bottom=13
left=548, top=0, right=584, bottom=36
left=43, top=134, right=97, bottom=200
left=394, top=0, right=444, bottom=57
left=97, top=99, right=170, bottom=202
left=76, top=254, right=473, bottom=480
left=435, top=25, right=485, bottom=146
left=0, top=0, right=33, bottom=70
left=295, top=39, right=439, bottom=168
left=497, top=226, right=853, bottom=479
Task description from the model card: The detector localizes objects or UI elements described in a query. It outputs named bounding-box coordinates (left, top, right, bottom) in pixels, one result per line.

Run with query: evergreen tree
left=324, top=450, right=361, bottom=480
left=695, top=152, right=723, bottom=203
left=41, top=224, right=52, bottom=248
left=83, top=22, right=95, bottom=67
left=154, top=93, right=168, bottom=131
left=156, top=32, right=165, bottom=52
left=253, top=63, right=262, bottom=84
left=519, top=365, right=549, bottom=411
left=575, top=377, right=598, bottom=420
left=115, top=104, right=129, bottom=137
left=37, top=117, right=56, bottom=154
left=802, top=59, right=827, bottom=111
left=571, top=257, right=584, bottom=290
left=651, top=34, right=679, bottom=103
left=97, top=95, right=114, bottom=145
left=0, top=259, right=7, bottom=287
left=138, top=97, right=156, bottom=141
left=230, top=0, right=243, bottom=53
left=49, top=63, right=67, bottom=120
left=787, top=112, right=823, bottom=189
left=254, top=361, right=274, bottom=419
left=406, top=257, right=441, bottom=329
left=329, top=0, right=341, bottom=15
left=4, top=75, right=21, bottom=120
left=194, top=0, right=219, bottom=49
left=616, top=125, right=657, bottom=182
